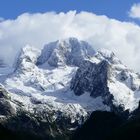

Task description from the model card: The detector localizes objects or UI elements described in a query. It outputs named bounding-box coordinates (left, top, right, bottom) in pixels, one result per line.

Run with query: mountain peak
left=20, top=44, right=40, bottom=62
left=37, top=38, right=95, bottom=67
left=95, top=48, right=122, bottom=65
left=15, top=44, right=41, bottom=72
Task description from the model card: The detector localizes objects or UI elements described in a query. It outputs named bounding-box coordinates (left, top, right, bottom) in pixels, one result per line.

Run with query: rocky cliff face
left=0, top=85, right=16, bottom=116
left=71, top=60, right=110, bottom=97
left=71, top=48, right=140, bottom=112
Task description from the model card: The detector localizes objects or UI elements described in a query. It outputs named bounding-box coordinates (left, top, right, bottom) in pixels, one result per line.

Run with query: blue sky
left=0, top=0, right=140, bottom=22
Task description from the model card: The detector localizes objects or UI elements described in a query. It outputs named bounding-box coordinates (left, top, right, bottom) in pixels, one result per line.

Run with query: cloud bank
left=129, top=3, right=140, bottom=19
left=0, top=11, right=140, bottom=72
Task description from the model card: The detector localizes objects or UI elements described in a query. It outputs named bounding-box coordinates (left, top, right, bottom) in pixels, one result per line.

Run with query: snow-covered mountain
left=0, top=37, right=140, bottom=139
left=2, top=38, right=108, bottom=122
left=71, top=49, right=140, bottom=112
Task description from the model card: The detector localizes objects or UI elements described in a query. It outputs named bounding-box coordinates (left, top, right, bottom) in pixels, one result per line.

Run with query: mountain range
left=0, top=38, right=140, bottom=140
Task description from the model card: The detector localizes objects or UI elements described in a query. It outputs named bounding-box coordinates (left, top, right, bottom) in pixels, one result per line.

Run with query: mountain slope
left=71, top=49, right=140, bottom=112
left=72, top=103, right=140, bottom=140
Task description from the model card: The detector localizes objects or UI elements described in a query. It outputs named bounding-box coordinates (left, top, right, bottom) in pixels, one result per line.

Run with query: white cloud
left=0, top=11, right=140, bottom=72
left=129, top=3, right=140, bottom=19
